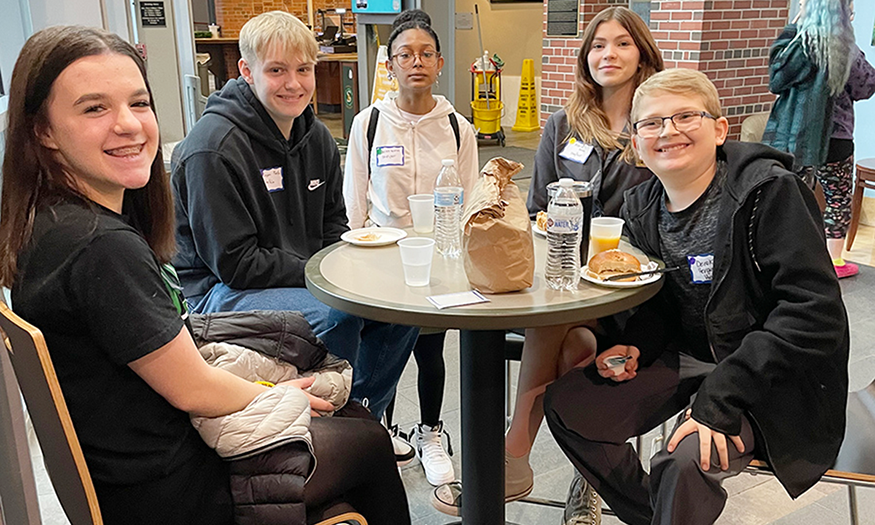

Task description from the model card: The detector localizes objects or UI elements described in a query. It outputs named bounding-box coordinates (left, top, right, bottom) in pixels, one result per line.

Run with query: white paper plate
left=341, top=227, right=407, bottom=247
left=532, top=222, right=547, bottom=237
left=581, top=261, right=662, bottom=288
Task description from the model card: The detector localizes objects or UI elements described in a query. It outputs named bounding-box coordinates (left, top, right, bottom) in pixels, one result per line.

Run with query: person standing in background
left=344, top=9, right=478, bottom=486
left=812, top=1, right=875, bottom=278
left=762, top=0, right=854, bottom=193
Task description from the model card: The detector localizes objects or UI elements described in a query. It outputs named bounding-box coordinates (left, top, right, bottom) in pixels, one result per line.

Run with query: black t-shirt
left=11, top=202, right=207, bottom=486
left=657, top=162, right=727, bottom=362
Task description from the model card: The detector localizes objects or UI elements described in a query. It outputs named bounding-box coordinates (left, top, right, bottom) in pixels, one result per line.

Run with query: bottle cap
left=441, top=159, right=455, bottom=167
left=558, top=177, right=574, bottom=187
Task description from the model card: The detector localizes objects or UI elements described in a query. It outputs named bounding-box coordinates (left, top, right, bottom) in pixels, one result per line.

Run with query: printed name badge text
left=262, top=167, right=283, bottom=192
left=376, top=146, right=405, bottom=167
left=687, top=253, right=714, bottom=284
left=559, top=138, right=594, bottom=164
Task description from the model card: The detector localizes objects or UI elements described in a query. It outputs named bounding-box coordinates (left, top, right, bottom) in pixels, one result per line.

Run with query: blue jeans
left=190, top=283, right=419, bottom=419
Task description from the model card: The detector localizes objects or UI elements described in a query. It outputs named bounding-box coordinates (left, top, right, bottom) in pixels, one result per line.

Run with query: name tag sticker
left=261, top=167, right=283, bottom=192
left=375, top=146, right=404, bottom=167
left=559, top=138, right=594, bottom=164
left=688, top=254, right=714, bottom=284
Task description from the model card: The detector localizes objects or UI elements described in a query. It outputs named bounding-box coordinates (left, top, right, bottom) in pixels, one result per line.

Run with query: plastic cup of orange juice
left=589, top=217, right=624, bottom=257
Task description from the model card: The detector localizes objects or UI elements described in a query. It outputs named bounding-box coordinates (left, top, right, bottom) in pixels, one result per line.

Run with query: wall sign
left=546, top=0, right=580, bottom=37
left=140, top=1, right=167, bottom=27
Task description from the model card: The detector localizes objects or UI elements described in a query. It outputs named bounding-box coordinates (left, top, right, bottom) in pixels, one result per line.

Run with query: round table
left=305, top=229, right=663, bottom=524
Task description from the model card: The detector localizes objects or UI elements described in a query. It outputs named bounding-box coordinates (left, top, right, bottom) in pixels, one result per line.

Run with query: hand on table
left=667, top=409, right=745, bottom=471
left=279, top=376, right=335, bottom=416
left=595, top=345, right=640, bottom=382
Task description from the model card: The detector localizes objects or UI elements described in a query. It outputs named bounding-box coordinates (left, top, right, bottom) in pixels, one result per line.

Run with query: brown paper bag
left=461, top=157, right=534, bottom=293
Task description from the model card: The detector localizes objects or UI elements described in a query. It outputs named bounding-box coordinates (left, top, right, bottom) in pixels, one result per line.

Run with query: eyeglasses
left=632, top=110, right=717, bottom=138
left=390, top=50, right=440, bottom=69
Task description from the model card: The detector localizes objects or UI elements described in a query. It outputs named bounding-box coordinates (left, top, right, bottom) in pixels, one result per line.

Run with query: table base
left=460, top=329, right=508, bottom=524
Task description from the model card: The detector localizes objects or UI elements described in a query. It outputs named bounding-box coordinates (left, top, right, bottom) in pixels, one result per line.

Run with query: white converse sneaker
left=411, top=421, right=455, bottom=486
left=388, top=424, right=415, bottom=467
left=564, top=470, right=602, bottom=525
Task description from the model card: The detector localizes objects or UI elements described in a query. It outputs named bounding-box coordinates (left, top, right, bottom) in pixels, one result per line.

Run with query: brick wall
left=539, top=0, right=789, bottom=139
left=540, top=0, right=626, bottom=126
left=216, top=0, right=355, bottom=38
left=650, top=0, right=788, bottom=138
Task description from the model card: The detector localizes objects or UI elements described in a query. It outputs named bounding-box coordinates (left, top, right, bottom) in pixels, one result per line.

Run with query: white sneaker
left=388, top=424, right=415, bottom=467
left=411, top=421, right=455, bottom=486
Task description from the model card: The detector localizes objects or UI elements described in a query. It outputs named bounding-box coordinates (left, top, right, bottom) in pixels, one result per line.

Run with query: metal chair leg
left=849, top=485, right=859, bottom=525
left=505, top=360, right=513, bottom=428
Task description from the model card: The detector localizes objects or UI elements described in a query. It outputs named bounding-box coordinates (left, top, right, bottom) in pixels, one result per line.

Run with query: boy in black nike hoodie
left=544, top=69, right=849, bottom=525
left=171, top=11, right=419, bottom=423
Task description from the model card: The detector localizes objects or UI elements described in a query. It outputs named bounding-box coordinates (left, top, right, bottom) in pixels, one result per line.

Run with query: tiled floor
left=26, top=114, right=875, bottom=524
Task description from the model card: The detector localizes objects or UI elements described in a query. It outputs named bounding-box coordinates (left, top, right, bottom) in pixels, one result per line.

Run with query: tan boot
left=505, top=449, right=534, bottom=502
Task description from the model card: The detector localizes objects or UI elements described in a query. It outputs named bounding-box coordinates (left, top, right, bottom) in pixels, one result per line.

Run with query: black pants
left=305, top=415, right=411, bottom=525
left=544, top=353, right=756, bottom=525
left=95, top=413, right=408, bottom=525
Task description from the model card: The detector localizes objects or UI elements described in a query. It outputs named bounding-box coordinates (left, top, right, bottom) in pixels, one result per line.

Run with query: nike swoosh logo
left=308, top=180, right=326, bottom=191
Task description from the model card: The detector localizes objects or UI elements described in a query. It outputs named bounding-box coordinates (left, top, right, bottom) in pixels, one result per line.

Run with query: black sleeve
left=692, top=172, right=848, bottom=435
left=178, top=151, right=309, bottom=288
left=319, top=128, right=350, bottom=247
left=527, top=113, right=560, bottom=217
left=68, top=230, right=184, bottom=365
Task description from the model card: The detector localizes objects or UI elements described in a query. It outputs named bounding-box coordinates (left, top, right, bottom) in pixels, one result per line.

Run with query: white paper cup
left=589, top=217, right=625, bottom=258
left=397, top=237, right=435, bottom=286
left=408, top=194, right=435, bottom=233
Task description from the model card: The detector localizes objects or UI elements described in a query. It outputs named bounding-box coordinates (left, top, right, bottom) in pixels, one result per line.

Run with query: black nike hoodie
left=171, top=77, right=348, bottom=298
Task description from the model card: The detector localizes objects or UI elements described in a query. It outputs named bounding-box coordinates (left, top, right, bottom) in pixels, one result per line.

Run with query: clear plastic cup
left=407, top=194, right=435, bottom=233
left=397, top=237, right=435, bottom=286
left=589, top=217, right=625, bottom=258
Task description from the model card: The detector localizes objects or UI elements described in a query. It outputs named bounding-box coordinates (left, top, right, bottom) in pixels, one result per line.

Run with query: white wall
left=851, top=1, right=875, bottom=202
left=852, top=1, right=875, bottom=164
left=27, top=0, right=104, bottom=30
left=453, top=0, right=542, bottom=120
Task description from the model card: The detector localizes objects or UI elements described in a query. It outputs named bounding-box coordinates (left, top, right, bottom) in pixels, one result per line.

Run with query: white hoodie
left=343, top=92, right=480, bottom=228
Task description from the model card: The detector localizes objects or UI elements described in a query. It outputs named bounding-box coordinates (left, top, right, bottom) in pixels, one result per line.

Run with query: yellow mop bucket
left=471, top=99, right=503, bottom=134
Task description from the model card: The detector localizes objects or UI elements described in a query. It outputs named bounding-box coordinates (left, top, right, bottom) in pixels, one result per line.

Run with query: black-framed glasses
left=390, top=50, right=440, bottom=69
left=633, top=110, right=717, bottom=138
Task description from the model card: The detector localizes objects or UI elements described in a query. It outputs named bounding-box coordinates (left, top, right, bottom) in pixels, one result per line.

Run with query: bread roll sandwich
left=536, top=211, right=548, bottom=231
left=587, top=249, right=641, bottom=282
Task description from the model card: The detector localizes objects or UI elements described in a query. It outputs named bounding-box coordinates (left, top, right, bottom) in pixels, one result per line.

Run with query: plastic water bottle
left=434, top=159, right=463, bottom=258
left=546, top=178, right=583, bottom=290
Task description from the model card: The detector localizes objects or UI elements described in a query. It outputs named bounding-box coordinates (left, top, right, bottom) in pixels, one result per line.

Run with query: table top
left=305, top=229, right=663, bottom=330
left=856, top=158, right=875, bottom=175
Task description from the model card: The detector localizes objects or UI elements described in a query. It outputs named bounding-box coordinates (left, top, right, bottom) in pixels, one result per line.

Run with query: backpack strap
left=448, top=113, right=461, bottom=152
left=366, top=107, right=381, bottom=181
left=366, top=108, right=460, bottom=181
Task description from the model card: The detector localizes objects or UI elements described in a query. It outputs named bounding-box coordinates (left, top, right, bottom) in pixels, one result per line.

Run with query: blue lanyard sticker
left=687, top=254, right=714, bottom=284
left=559, top=138, right=594, bottom=164
left=261, top=166, right=283, bottom=192
left=375, top=146, right=404, bottom=167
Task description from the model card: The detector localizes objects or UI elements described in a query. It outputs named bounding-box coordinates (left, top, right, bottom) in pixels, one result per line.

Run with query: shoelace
left=418, top=425, right=454, bottom=458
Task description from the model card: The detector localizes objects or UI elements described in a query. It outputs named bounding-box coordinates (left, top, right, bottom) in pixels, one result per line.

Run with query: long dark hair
left=0, top=26, right=175, bottom=287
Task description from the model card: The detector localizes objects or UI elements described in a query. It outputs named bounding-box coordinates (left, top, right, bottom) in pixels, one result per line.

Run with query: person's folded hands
left=595, top=344, right=640, bottom=382
left=279, top=376, right=335, bottom=416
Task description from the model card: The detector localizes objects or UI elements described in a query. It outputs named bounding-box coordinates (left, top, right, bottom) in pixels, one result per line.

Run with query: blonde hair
left=565, top=7, right=663, bottom=162
left=631, top=69, right=722, bottom=125
left=239, top=11, right=318, bottom=66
